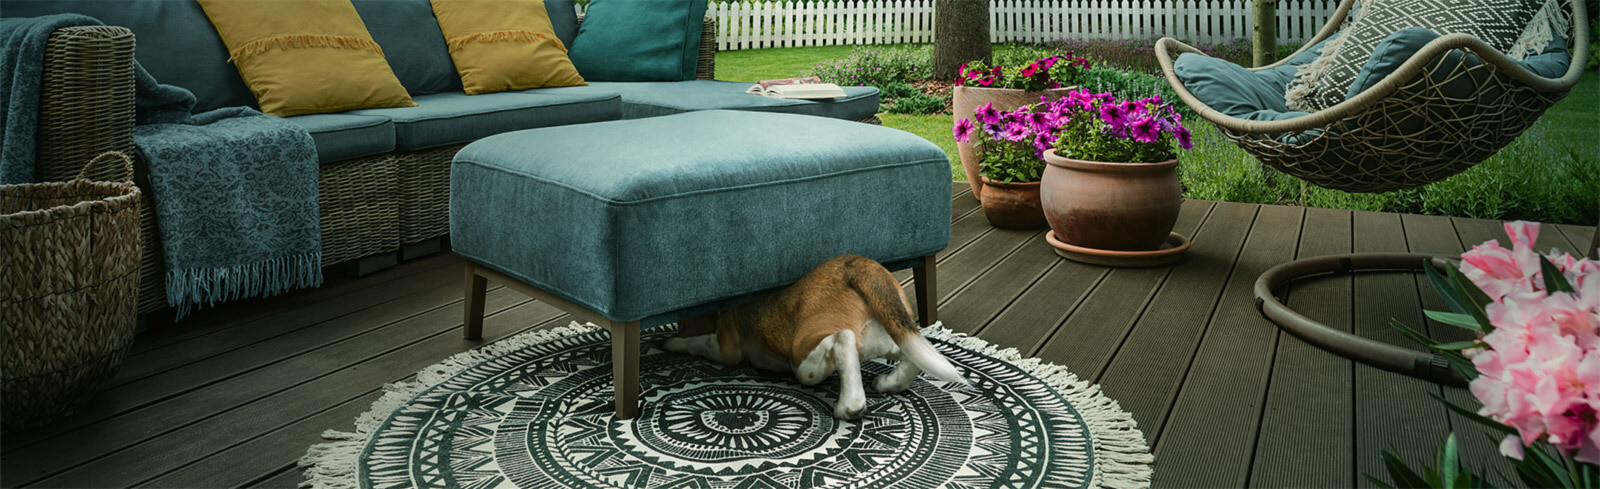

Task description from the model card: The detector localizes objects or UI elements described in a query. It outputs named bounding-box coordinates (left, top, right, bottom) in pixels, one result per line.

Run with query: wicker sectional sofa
left=16, top=0, right=883, bottom=316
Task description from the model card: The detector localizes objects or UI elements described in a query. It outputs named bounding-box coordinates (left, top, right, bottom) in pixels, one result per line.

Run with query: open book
left=746, top=77, right=846, bottom=99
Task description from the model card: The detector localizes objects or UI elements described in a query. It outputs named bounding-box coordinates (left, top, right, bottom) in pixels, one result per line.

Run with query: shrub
left=1177, top=121, right=1600, bottom=225
left=804, top=45, right=932, bottom=88
left=1071, top=67, right=1193, bottom=120
left=884, top=93, right=946, bottom=115
left=876, top=82, right=920, bottom=100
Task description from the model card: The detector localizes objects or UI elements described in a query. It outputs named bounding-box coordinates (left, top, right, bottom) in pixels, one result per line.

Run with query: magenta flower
left=1129, top=117, right=1160, bottom=143
left=953, top=118, right=976, bottom=143
left=974, top=102, right=1001, bottom=126
left=1175, top=125, right=1193, bottom=150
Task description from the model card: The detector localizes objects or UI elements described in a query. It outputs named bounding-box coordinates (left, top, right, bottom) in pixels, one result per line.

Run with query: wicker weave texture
left=1, top=153, right=142, bottom=433
left=1227, top=56, right=1566, bottom=192
left=1158, top=0, right=1587, bottom=194
left=395, top=145, right=460, bottom=244
left=320, top=156, right=402, bottom=265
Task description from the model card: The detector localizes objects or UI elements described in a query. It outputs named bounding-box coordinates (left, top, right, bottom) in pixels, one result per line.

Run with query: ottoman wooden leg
left=605, top=321, right=642, bottom=420
left=463, top=262, right=487, bottom=340
left=912, top=254, right=938, bottom=327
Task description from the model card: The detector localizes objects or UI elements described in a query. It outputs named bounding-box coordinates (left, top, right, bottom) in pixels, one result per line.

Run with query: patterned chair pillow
left=1284, top=0, right=1555, bottom=112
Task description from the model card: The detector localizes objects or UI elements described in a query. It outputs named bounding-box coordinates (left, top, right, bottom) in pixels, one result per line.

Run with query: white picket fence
left=585, top=0, right=1338, bottom=51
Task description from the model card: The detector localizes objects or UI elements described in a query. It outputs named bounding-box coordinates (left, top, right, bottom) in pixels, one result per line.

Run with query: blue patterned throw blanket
left=3, top=14, right=322, bottom=317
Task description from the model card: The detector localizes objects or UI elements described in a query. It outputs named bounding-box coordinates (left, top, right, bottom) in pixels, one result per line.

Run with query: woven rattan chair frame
left=1156, top=0, right=1590, bottom=193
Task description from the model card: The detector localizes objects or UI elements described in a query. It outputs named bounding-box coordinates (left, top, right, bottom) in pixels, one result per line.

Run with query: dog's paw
left=833, top=394, right=867, bottom=420
left=662, top=337, right=690, bottom=354
left=873, top=374, right=911, bottom=394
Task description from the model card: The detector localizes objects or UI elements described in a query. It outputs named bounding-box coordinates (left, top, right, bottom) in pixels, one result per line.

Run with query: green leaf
left=1425, top=261, right=1475, bottom=317
left=1424, top=310, right=1485, bottom=332
left=1440, top=434, right=1460, bottom=488
left=1445, top=266, right=1495, bottom=333
left=1430, top=340, right=1483, bottom=351
left=1540, top=256, right=1577, bottom=293
left=1380, top=449, right=1433, bottom=488
left=1431, top=393, right=1515, bottom=434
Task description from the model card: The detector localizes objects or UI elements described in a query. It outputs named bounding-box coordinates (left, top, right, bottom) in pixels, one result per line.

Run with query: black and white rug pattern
left=300, top=323, right=1152, bottom=489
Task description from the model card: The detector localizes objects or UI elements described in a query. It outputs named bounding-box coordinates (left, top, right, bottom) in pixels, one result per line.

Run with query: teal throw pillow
left=568, top=0, right=708, bottom=82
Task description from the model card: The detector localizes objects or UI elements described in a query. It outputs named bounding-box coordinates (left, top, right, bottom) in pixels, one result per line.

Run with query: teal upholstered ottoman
left=450, top=110, right=951, bottom=418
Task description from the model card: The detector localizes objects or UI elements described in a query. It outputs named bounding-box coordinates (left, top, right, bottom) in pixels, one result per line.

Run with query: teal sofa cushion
left=1173, top=35, right=1336, bottom=122
left=282, top=113, right=395, bottom=164
left=449, top=110, right=951, bottom=325
left=526, top=81, right=881, bottom=120
left=5, top=0, right=254, bottom=113
left=348, top=91, right=621, bottom=151
left=544, top=0, right=580, bottom=48
left=351, top=0, right=460, bottom=95
left=567, top=0, right=707, bottom=81
left=1346, top=28, right=1570, bottom=100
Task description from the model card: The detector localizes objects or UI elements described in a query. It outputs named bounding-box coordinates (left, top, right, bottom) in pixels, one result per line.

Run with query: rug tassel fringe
left=922, top=322, right=1155, bottom=489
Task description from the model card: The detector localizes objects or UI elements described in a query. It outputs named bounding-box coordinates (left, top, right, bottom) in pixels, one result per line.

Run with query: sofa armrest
left=35, top=25, right=138, bottom=183
left=696, top=16, right=716, bottom=80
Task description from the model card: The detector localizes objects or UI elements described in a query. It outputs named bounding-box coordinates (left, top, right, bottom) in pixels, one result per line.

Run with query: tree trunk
left=934, top=0, right=992, bottom=80
left=1252, top=0, right=1277, bottom=67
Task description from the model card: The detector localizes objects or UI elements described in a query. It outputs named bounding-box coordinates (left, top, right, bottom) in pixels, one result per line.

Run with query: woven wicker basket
left=1, top=152, right=142, bottom=433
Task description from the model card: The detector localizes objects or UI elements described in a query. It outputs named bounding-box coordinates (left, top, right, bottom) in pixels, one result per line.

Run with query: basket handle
left=77, top=151, right=135, bottom=183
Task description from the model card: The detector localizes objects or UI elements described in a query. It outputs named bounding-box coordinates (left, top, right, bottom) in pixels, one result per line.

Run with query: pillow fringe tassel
left=226, top=35, right=386, bottom=63
left=446, top=30, right=566, bottom=54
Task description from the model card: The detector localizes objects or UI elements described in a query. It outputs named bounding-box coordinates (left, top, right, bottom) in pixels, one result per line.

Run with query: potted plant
left=952, top=102, right=1054, bottom=229
left=1039, top=89, right=1193, bottom=252
left=953, top=54, right=1088, bottom=199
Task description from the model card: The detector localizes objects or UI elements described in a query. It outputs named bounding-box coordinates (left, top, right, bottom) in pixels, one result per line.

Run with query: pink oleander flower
left=1460, top=221, right=1600, bottom=465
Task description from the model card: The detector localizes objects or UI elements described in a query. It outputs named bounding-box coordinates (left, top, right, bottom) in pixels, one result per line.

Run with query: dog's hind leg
left=830, top=330, right=867, bottom=420
left=873, top=359, right=922, bottom=394
left=664, top=334, right=725, bottom=363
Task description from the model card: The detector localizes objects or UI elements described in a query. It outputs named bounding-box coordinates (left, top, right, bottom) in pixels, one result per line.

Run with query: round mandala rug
left=299, top=323, right=1152, bottom=489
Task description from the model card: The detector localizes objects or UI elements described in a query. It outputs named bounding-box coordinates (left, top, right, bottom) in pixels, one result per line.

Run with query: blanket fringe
left=446, top=30, right=564, bottom=53
left=296, top=322, right=1153, bottom=489
left=166, top=251, right=322, bottom=319
left=227, top=35, right=385, bottom=62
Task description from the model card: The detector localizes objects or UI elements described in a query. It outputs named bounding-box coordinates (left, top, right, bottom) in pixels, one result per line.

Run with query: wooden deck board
left=1248, top=207, right=1354, bottom=487
left=4, top=182, right=1560, bottom=488
left=1346, top=211, right=1454, bottom=488
left=1027, top=200, right=1213, bottom=379
left=1152, top=204, right=1303, bottom=488
left=1094, top=201, right=1259, bottom=442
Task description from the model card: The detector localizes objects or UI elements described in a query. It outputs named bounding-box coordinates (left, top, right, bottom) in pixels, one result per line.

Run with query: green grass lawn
left=716, top=46, right=1600, bottom=224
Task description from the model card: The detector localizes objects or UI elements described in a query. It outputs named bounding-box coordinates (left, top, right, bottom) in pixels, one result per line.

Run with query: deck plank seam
left=15, top=296, right=538, bottom=487
left=1147, top=203, right=1263, bottom=450
left=137, top=311, right=578, bottom=489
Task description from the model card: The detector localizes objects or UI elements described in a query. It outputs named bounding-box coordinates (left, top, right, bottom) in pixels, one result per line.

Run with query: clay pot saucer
left=1046, top=231, right=1190, bottom=267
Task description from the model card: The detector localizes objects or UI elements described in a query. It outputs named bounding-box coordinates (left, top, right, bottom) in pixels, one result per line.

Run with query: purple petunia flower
left=1175, top=125, right=1193, bottom=150
left=1100, top=104, right=1128, bottom=131
left=974, top=102, right=1002, bottom=126
left=1002, top=121, right=1031, bottom=142
left=1130, top=117, right=1160, bottom=143
left=953, top=118, right=976, bottom=143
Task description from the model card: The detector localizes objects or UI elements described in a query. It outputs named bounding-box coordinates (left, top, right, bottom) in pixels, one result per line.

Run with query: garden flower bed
left=716, top=42, right=1599, bottom=225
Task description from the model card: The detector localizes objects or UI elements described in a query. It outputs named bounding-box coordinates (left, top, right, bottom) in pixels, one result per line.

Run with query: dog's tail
left=843, top=256, right=970, bottom=387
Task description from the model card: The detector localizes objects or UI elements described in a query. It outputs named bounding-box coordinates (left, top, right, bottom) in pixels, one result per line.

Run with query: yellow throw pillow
left=198, top=0, right=416, bottom=117
left=429, top=0, right=587, bottom=95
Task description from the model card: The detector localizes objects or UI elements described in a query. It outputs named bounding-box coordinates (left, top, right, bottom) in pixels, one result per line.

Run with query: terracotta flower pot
left=953, top=85, right=1075, bottom=199
left=979, top=177, right=1047, bottom=230
left=1041, top=150, right=1181, bottom=251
